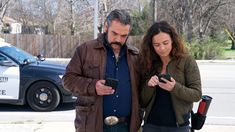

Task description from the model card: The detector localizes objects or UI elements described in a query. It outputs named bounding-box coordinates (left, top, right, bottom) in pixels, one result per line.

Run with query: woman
left=139, top=21, right=202, bottom=132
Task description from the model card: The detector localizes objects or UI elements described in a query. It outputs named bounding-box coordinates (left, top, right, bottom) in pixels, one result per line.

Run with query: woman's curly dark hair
left=140, top=21, right=188, bottom=75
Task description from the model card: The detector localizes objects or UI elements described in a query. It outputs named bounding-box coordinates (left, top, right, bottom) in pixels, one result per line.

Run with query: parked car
left=0, top=41, right=76, bottom=111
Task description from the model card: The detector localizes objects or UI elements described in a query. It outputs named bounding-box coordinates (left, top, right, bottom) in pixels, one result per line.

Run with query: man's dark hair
left=106, top=9, right=131, bottom=27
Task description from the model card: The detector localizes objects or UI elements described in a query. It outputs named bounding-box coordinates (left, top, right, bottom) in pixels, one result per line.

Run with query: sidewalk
left=1, top=122, right=235, bottom=132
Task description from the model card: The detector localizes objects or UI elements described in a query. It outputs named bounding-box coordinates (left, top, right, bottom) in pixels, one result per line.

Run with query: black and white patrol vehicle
left=0, top=41, right=75, bottom=111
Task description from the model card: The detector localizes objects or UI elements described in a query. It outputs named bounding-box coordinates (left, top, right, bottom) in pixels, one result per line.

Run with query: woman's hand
left=158, top=77, right=176, bottom=91
left=147, top=75, right=159, bottom=87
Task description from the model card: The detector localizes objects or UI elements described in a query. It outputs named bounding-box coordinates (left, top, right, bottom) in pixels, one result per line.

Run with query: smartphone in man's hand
left=105, top=78, right=118, bottom=90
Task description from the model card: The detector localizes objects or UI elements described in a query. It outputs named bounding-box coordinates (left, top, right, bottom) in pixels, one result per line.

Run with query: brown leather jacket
left=63, top=34, right=141, bottom=132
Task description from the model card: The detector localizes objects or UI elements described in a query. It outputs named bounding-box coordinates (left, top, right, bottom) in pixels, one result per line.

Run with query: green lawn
left=222, top=48, right=235, bottom=59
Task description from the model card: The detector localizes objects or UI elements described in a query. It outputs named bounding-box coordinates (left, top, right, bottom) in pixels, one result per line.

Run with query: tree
left=0, top=0, right=12, bottom=32
left=130, top=3, right=152, bottom=35
left=224, top=0, right=235, bottom=49
left=148, top=0, right=232, bottom=43
left=4, top=0, right=235, bottom=42
left=196, top=0, right=226, bottom=41
left=65, top=0, right=77, bottom=35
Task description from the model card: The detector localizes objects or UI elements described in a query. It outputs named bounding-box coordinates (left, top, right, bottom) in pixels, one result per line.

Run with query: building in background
left=2, top=16, right=22, bottom=34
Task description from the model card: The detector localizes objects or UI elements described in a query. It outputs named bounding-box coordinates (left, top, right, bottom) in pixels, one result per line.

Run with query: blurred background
left=0, top=0, right=235, bottom=59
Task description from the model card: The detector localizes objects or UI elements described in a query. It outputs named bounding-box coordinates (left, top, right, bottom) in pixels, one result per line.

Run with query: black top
left=147, top=86, right=177, bottom=127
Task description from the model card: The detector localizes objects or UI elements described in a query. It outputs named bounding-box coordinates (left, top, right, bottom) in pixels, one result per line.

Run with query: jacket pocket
left=75, top=105, right=93, bottom=132
left=76, top=96, right=96, bottom=106
left=83, top=65, right=100, bottom=79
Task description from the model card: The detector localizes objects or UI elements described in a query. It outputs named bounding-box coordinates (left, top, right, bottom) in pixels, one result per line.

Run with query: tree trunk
left=0, top=0, right=11, bottom=18
left=68, top=0, right=75, bottom=35
left=232, top=28, right=235, bottom=49
left=185, top=0, right=193, bottom=43
left=150, top=0, right=156, bottom=24
left=231, top=39, right=235, bottom=50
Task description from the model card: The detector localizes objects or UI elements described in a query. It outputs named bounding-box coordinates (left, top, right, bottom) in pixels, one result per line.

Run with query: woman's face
left=152, top=32, right=172, bottom=59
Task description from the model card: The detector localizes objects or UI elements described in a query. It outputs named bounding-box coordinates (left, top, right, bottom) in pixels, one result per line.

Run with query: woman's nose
left=159, top=45, right=165, bottom=50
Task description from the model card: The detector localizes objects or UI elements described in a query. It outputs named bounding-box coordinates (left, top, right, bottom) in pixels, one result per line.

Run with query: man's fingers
left=97, top=85, right=114, bottom=95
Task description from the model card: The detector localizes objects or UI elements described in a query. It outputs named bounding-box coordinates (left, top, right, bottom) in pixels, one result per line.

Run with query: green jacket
left=140, top=55, right=202, bottom=125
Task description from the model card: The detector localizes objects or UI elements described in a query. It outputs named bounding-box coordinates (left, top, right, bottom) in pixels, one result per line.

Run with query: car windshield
left=0, top=45, right=36, bottom=64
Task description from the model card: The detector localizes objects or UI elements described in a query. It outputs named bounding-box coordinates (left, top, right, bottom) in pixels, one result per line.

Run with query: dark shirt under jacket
left=103, top=37, right=132, bottom=118
left=147, top=86, right=177, bottom=127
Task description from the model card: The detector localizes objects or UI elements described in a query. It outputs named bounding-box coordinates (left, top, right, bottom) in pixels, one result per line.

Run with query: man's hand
left=96, top=80, right=115, bottom=96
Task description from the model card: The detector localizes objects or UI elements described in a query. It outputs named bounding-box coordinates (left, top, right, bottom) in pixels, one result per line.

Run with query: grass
left=222, top=48, right=235, bottom=59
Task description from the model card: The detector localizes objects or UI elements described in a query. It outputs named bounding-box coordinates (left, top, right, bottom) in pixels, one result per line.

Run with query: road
left=0, top=103, right=75, bottom=123
left=0, top=62, right=235, bottom=126
left=195, top=62, right=235, bottom=125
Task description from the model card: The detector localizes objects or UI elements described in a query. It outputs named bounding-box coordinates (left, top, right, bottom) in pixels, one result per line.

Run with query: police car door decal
left=0, top=65, right=20, bottom=99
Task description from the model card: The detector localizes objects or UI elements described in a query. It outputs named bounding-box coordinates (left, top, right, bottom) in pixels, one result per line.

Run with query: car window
left=0, top=45, right=36, bottom=64
left=0, top=54, right=7, bottom=61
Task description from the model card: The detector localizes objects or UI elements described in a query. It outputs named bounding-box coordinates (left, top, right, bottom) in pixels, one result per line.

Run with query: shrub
left=186, top=38, right=225, bottom=60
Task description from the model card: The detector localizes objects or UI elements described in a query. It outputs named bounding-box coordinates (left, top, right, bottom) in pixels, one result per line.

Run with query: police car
left=0, top=41, right=75, bottom=111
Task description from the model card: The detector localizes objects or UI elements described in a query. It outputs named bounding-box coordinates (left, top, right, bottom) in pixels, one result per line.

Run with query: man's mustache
left=110, top=42, right=122, bottom=47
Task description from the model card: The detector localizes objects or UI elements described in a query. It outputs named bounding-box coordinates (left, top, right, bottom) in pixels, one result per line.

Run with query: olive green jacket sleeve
left=170, top=55, right=202, bottom=102
left=140, top=80, right=156, bottom=108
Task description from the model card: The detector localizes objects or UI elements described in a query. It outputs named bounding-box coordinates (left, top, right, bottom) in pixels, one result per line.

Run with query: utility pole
left=94, top=0, right=99, bottom=39
left=70, top=0, right=75, bottom=35
left=99, top=0, right=107, bottom=33
left=151, top=0, right=157, bottom=23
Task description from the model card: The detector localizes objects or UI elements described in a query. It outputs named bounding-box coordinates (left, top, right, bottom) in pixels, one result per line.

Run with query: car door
left=0, top=53, right=20, bottom=100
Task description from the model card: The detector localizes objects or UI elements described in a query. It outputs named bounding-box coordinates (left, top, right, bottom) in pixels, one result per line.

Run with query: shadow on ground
left=0, top=102, right=75, bottom=112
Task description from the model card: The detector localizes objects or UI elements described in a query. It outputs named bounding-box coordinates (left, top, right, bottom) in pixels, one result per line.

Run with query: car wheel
left=27, top=81, right=60, bottom=111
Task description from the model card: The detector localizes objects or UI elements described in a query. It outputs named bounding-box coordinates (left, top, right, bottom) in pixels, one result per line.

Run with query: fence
left=0, top=34, right=142, bottom=58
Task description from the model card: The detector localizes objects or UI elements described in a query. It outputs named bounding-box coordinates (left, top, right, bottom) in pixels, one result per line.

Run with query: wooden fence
left=0, top=34, right=142, bottom=58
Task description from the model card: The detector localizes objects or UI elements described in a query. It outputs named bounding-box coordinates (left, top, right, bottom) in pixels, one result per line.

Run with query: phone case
left=158, top=73, right=171, bottom=83
left=105, top=78, right=118, bottom=90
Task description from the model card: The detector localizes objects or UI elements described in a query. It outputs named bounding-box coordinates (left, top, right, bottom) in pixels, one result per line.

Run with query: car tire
left=27, top=81, right=60, bottom=111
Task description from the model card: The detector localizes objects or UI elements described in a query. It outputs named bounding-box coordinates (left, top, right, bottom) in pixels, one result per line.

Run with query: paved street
left=196, top=61, right=235, bottom=125
left=0, top=60, right=235, bottom=131
left=1, top=122, right=235, bottom=132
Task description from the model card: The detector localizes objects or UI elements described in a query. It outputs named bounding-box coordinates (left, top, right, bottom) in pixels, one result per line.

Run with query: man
left=63, top=9, right=141, bottom=132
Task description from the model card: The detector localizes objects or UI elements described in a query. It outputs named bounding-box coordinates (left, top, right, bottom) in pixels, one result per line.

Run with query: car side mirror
left=23, top=59, right=30, bottom=65
left=0, top=60, right=16, bottom=67
left=37, top=54, right=45, bottom=61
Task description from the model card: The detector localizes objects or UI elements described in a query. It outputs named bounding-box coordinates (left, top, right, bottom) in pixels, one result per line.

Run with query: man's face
left=104, top=20, right=130, bottom=50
